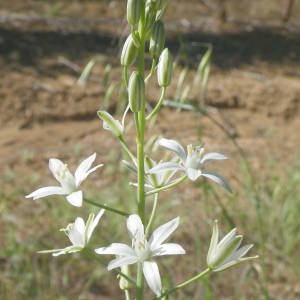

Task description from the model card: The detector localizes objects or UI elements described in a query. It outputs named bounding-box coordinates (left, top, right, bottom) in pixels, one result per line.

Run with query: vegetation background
left=0, top=0, right=299, bottom=299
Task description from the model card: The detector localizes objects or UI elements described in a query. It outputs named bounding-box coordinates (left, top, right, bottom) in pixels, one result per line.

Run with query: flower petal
left=149, top=217, right=179, bottom=250
left=202, top=172, right=232, bottom=193
left=207, top=220, right=219, bottom=264
left=67, top=217, right=85, bottom=247
left=87, top=209, right=105, bottom=242
left=152, top=243, right=185, bottom=257
left=95, top=243, right=136, bottom=257
left=223, top=244, right=253, bottom=264
left=217, top=228, right=237, bottom=250
left=148, top=162, right=181, bottom=174
left=127, top=214, right=145, bottom=242
left=107, top=256, right=138, bottom=271
left=159, top=138, right=186, bottom=161
left=25, top=186, right=67, bottom=200
left=200, top=152, right=228, bottom=164
left=213, top=255, right=258, bottom=272
left=66, top=190, right=83, bottom=207
left=186, top=168, right=202, bottom=181
left=54, top=246, right=83, bottom=256
left=74, top=153, right=102, bottom=187
left=143, top=261, right=162, bottom=296
left=74, top=217, right=85, bottom=234
left=49, top=158, right=75, bottom=189
left=38, top=245, right=82, bottom=257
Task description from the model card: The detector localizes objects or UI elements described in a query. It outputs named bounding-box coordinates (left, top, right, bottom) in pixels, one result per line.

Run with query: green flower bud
left=127, top=0, right=140, bottom=26
left=149, top=21, right=165, bottom=58
left=157, top=48, right=173, bottom=87
left=154, top=0, right=168, bottom=10
left=145, top=4, right=156, bottom=39
left=155, top=0, right=169, bottom=20
left=128, top=71, right=145, bottom=112
left=97, top=110, right=124, bottom=138
left=121, top=34, right=138, bottom=67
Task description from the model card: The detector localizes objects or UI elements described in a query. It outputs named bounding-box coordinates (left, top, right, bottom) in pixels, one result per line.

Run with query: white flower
left=95, top=214, right=185, bottom=296
left=148, top=138, right=231, bottom=192
left=26, top=153, right=103, bottom=207
left=39, top=209, right=105, bottom=256
left=207, top=220, right=258, bottom=272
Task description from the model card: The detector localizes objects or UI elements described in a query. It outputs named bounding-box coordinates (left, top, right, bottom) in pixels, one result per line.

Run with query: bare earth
left=0, top=1, right=300, bottom=299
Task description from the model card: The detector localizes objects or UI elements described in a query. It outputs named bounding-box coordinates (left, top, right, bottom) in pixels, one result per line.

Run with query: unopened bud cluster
left=120, top=0, right=173, bottom=112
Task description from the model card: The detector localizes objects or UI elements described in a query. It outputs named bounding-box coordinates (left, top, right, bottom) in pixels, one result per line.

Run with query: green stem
left=136, top=262, right=144, bottom=300
left=125, top=290, right=131, bottom=300
left=84, top=198, right=129, bottom=216
left=154, top=268, right=211, bottom=299
left=146, top=175, right=187, bottom=196
left=146, top=87, right=166, bottom=121
left=145, top=193, right=159, bottom=237
left=120, top=138, right=136, bottom=165
left=118, top=271, right=137, bottom=287
left=136, top=2, right=146, bottom=299
left=137, top=138, right=145, bottom=222
left=145, top=59, right=157, bottom=84
left=123, top=66, right=129, bottom=87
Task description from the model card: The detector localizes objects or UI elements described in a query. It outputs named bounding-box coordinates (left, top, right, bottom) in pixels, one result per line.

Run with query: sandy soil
left=0, top=1, right=300, bottom=299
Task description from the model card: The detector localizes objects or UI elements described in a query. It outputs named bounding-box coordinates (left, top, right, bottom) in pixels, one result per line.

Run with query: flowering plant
left=26, top=0, right=257, bottom=299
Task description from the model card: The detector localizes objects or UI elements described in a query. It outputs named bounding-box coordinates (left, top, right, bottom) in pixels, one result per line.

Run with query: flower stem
left=136, top=1, right=146, bottom=299
left=123, top=66, right=129, bottom=87
left=118, top=271, right=137, bottom=287
left=154, top=268, right=211, bottom=299
left=120, top=138, right=136, bottom=166
left=146, top=175, right=187, bottom=196
left=146, top=87, right=166, bottom=121
left=136, top=262, right=144, bottom=300
left=125, top=290, right=131, bottom=300
left=145, top=193, right=159, bottom=237
left=145, top=59, right=157, bottom=84
left=84, top=198, right=129, bottom=216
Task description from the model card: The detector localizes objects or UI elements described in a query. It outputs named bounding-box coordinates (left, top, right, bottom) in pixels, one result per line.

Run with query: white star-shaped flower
left=26, top=153, right=103, bottom=207
left=207, top=220, right=258, bottom=272
left=39, top=209, right=105, bottom=256
left=95, top=214, right=185, bottom=296
left=148, top=138, right=231, bottom=192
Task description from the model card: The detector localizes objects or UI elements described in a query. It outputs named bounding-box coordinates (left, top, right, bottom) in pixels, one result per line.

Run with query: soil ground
left=0, top=1, right=300, bottom=299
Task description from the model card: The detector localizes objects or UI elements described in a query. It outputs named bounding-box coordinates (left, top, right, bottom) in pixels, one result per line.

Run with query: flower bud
left=128, top=71, right=145, bottom=112
left=149, top=20, right=165, bottom=58
left=155, top=0, right=169, bottom=20
left=154, top=0, right=168, bottom=11
left=97, top=110, right=124, bottom=138
left=157, top=48, right=173, bottom=87
left=121, top=34, right=138, bottom=67
left=127, top=0, right=140, bottom=26
left=145, top=4, right=156, bottom=39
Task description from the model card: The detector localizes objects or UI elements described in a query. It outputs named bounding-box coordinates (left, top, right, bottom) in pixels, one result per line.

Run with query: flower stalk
left=154, top=268, right=212, bottom=299
left=136, top=2, right=146, bottom=298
